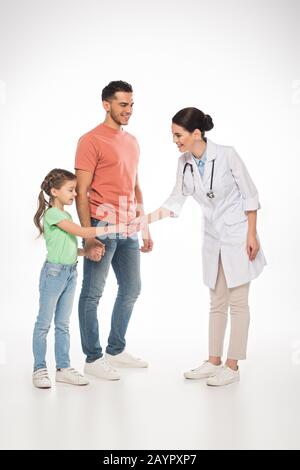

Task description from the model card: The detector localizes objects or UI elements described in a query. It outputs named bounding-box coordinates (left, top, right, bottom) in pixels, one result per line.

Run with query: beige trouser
left=209, top=258, right=250, bottom=360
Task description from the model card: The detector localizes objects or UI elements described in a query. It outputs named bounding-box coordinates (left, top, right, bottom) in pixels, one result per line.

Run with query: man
left=75, top=81, right=153, bottom=380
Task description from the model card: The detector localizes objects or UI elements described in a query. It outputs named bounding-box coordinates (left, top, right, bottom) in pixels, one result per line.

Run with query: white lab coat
left=162, top=139, right=266, bottom=289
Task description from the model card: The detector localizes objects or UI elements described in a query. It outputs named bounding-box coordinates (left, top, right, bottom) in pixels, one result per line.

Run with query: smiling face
left=103, top=91, right=134, bottom=127
left=50, top=179, right=77, bottom=206
left=172, top=123, right=201, bottom=153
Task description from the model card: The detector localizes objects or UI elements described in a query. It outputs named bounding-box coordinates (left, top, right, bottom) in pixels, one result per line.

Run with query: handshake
left=85, top=214, right=153, bottom=262
left=118, top=214, right=150, bottom=238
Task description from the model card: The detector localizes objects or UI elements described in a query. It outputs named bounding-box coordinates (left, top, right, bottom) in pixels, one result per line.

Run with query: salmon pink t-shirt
left=75, top=123, right=140, bottom=223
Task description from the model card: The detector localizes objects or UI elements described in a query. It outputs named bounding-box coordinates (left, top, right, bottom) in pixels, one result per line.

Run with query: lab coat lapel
left=203, top=139, right=218, bottom=187
left=185, top=152, right=205, bottom=192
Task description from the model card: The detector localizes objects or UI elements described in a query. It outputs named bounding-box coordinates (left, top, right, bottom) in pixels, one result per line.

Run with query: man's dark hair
left=101, top=81, right=133, bottom=101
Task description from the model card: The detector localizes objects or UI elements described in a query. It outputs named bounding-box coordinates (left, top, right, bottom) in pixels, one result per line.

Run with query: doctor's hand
left=247, top=234, right=260, bottom=261
left=128, top=215, right=148, bottom=235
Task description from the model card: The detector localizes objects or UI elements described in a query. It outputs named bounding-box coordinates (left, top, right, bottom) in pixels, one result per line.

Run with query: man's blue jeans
left=78, top=218, right=141, bottom=362
left=33, top=261, right=78, bottom=371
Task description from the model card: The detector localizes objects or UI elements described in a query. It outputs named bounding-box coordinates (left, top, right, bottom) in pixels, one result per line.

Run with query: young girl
left=32, top=168, right=126, bottom=388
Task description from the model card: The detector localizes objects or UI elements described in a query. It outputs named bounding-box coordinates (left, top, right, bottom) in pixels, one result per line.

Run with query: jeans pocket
left=91, top=218, right=108, bottom=228
left=46, top=266, right=63, bottom=278
left=90, top=218, right=109, bottom=240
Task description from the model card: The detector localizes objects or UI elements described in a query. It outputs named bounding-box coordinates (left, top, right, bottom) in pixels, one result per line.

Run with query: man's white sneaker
left=206, top=365, right=240, bottom=386
left=56, top=368, right=89, bottom=386
left=105, top=351, right=149, bottom=368
left=184, top=361, right=222, bottom=379
left=32, top=368, right=51, bottom=389
left=84, top=357, right=120, bottom=380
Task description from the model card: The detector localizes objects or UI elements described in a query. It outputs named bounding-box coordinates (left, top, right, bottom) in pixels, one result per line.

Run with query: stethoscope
left=182, top=158, right=215, bottom=198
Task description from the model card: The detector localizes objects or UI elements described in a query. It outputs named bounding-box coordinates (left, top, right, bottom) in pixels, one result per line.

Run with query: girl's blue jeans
left=32, top=261, right=77, bottom=371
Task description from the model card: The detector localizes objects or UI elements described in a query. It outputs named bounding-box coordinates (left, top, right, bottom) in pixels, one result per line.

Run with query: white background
left=0, top=0, right=300, bottom=450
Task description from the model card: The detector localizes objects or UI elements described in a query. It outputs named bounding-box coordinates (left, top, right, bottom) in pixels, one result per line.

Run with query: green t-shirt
left=44, top=207, right=78, bottom=265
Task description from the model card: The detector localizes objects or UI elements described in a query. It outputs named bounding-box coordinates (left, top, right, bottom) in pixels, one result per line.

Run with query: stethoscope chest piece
left=206, top=190, right=215, bottom=199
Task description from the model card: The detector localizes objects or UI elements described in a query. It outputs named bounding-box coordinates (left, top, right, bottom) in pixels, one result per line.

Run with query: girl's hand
left=85, top=239, right=105, bottom=261
left=247, top=233, right=260, bottom=261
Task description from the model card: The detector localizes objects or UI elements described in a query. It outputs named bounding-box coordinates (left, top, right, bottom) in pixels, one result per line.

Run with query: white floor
left=1, top=241, right=299, bottom=450
left=1, top=337, right=299, bottom=450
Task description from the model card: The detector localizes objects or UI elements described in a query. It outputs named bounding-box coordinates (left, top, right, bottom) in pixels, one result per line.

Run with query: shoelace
left=102, top=360, right=117, bottom=373
left=192, top=361, right=222, bottom=372
left=123, top=352, right=141, bottom=361
left=192, top=360, right=209, bottom=372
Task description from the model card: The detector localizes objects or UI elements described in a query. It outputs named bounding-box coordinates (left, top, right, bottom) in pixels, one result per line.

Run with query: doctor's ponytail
left=204, top=114, right=214, bottom=132
left=172, top=107, right=214, bottom=140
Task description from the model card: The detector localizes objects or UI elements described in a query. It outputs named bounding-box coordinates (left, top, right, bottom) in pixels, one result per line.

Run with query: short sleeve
left=44, top=208, right=69, bottom=226
left=75, top=135, right=99, bottom=173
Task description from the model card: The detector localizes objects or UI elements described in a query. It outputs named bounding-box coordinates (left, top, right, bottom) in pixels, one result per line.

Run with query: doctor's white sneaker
left=206, top=366, right=240, bottom=386
left=32, top=368, right=51, bottom=389
left=56, top=368, right=89, bottom=386
left=184, top=361, right=222, bottom=380
left=105, top=351, right=149, bottom=368
left=84, top=357, right=120, bottom=380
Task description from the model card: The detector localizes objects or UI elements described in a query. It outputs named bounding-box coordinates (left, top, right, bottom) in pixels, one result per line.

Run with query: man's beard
left=110, top=110, right=128, bottom=126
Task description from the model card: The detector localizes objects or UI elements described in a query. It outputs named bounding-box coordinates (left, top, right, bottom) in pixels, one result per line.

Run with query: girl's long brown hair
left=34, top=168, right=76, bottom=236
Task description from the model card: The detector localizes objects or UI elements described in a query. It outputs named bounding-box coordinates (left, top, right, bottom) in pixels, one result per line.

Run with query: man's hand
left=140, top=222, right=153, bottom=253
left=85, top=239, right=105, bottom=262
left=141, top=231, right=153, bottom=253
left=128, top=216, right=153, bottom=253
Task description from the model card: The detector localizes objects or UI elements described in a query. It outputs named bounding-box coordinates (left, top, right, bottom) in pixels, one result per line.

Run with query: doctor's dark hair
left=101, top=81, right=133, bottom=101
left=33, top=168, right=77, bottom=237
left=172, top=107, right=214, bottom=140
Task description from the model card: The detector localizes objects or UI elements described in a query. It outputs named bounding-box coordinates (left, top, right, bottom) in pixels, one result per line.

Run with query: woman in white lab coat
left=133, top=107, right=266, bottom=386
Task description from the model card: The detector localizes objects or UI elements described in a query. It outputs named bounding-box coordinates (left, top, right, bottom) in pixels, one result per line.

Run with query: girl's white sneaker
left=56, top=368, right=89, bottom=385
left=32, top=368, right=51, bottom=388
left=206, top=366, right=240, bottom=386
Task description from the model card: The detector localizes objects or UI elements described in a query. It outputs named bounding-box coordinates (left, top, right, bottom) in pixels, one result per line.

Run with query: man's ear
left=102, top=100, right=111, bottom=113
